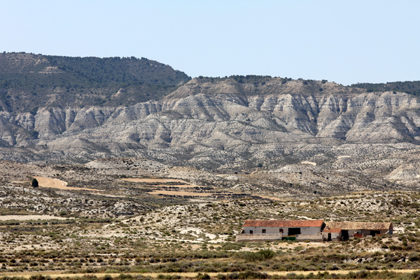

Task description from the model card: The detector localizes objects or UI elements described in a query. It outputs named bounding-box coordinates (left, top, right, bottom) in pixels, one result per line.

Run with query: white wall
left=243, top=226, right=281, bottom=234
left=300, top=227, right=321, bottom=235
left=296, top=234, right=323, bottom=241
left=242, top=226, right=322, bottom=235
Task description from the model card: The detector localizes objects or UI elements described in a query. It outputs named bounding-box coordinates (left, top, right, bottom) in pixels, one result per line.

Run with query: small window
left=262, top=229, right=266, bottom=233
left=250, top=230, right=253, bottom=234
left=280, top=229, right=283, bottom=233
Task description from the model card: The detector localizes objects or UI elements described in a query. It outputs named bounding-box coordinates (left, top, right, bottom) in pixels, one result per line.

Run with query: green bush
left=412, top=271, right=420, bottom=280
left=237, top=271, right=269, bottom=279
left=241, top=249, right=276, bottom=262
left=221, top=242, right=244, bottom=251
left=196, top=273, right=210, bottom=280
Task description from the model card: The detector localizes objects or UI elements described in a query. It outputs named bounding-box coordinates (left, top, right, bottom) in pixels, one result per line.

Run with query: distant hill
left=351, top=81, right=420, bottom=96
left=2, top=53, right=420, bottom=188
left=0, top=52, right=190, bottom=112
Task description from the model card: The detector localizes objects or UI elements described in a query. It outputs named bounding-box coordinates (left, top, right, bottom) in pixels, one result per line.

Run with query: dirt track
left=0, top=215, right=71, bottom=221
left=122, top=178, right=189, bottom=183
left=149, top=190, right=214, bottom=197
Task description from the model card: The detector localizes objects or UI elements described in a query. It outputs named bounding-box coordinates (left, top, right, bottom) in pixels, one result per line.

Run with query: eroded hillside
left=2, top=54, right=420, bottom=195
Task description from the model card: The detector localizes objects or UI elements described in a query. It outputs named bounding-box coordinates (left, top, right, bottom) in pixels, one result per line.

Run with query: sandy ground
left=149, top=190, right=214, bottom=197
left=34, top=176, right=101, bottom=192
left=129, top=184, right=198, bottom=188
left=122, top=178, right=189, bottom=184
left=0, top=269, right=417, bottom=278
left=4, top=243, right=62, bottom=253
left=178, top=227, right=224, bottom=242
left=274, top=242, right=327, bottom=249
left=158, top=185, right=199, bottom=188
left=122, top=178, right=201, bottom=188
left=258, top=195, right=284, bottom=201
left=11, top=181, right=28, bottom=184
left=338, top=156, right=351, bottom=159
left=0, top=215, right=72, bottom=221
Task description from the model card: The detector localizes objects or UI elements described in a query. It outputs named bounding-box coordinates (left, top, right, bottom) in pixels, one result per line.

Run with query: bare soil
left=0, top=215, right=71, bottom=220
left=34, top=176, right=101, bottom=191
left=149, top=190, right=214, bottom=197
left=0, top=269, right=418, bottom=279
left=122, top=178, right=189, bottom=183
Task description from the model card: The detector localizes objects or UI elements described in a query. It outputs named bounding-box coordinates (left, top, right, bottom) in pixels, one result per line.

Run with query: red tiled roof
left=323, top=227, right=341, bottom=233
left=325, top=222, right=392, bottom=230
left=243, top=220, right=324, bottom=228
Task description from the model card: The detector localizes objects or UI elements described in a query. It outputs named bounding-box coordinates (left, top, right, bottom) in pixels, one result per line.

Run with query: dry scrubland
left=1, top=159, right=420, bottom=279
left=6, top=53, right=420, bottom=279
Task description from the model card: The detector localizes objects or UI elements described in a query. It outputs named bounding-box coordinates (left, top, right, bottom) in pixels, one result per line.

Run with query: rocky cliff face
left=0, top=78, right=420, bottom=172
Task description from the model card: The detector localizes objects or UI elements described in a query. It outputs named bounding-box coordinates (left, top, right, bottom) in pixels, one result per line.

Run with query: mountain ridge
left=0, top=52, right=191, bottom=112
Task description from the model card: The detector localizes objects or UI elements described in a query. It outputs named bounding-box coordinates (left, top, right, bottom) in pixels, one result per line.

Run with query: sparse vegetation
left=351, top=80, right=420, bottom=96
left=0, top=178, right=420, bottom=277
left=0, top=52, right=191, bottom=112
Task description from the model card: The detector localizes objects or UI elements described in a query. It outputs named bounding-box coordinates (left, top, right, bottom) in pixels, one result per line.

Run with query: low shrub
left=240, top=249, right=276, bottom=262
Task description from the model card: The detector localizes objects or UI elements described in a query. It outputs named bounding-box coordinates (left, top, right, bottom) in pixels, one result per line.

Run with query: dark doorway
left=370, top=230, right=380, bottom=237
left=328, top=233, right=331, bottom=241
left=249, top=230, right=253, bottom=234
left=342, top=230, right=349, bottom=241
left=288, top=228, right=301, bottom=235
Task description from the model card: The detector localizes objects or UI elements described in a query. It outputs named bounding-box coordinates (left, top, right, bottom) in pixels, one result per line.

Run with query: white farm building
left=237, top=220, right=325, bottom=242
left=236, top=220, right=393, bottom=242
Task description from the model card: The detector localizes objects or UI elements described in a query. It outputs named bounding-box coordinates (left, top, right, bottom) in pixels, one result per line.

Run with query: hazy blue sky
left=1, top=0, right=419, bottom=85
